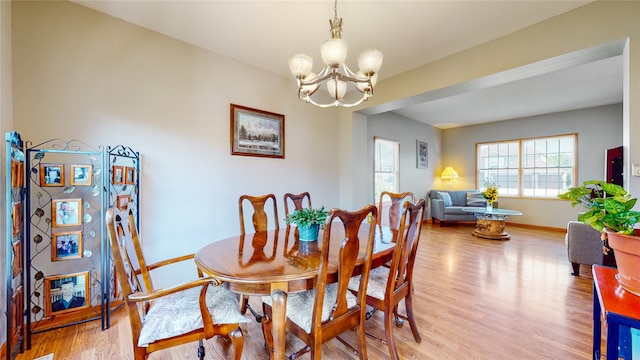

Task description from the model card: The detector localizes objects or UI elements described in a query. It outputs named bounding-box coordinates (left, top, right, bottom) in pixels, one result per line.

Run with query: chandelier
left=288, top=0, right=383, bottom=108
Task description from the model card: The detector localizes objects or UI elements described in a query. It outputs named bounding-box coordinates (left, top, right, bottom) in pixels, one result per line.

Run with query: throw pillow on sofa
left=466, top=192, right=486, bottom=207
left=438, top=192, right=453, bottom=207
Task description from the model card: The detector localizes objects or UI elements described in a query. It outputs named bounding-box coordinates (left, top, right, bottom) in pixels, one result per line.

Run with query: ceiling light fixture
left=288, top=0, right=383, bottom=108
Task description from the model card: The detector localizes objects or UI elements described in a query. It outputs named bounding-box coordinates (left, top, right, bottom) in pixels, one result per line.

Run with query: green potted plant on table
left=558, top=180, right=640, bottom=295
left=285, top=206, right=328, bottom=241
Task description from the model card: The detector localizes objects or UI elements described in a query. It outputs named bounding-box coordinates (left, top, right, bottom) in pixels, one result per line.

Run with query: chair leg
left=197, top=339, right=205, bottom=360
left=383, top=307, right=400, bottom=360
left=230, top=326, right=244, bottom=360
left=571, top=262, right=580, bottom=276
left=355, top=321, right=368, bottom=360
left=261, top=303, right=274, bottom=355
left=404, top=293, right=422, bottom=343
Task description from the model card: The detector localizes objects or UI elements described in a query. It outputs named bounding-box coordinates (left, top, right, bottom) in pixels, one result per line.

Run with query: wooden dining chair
left=238, top=193, right=280, bottom=321
left=283, top=192, right=312, bottom=216
left=261, top=204, right=378, bottom=360
left=378, top=191, right=415, bottom=241
left=106, top=207, right=249, bottom=360
left=348, top=199, right=426, bottom=360
left=239, top=193, right=280, bottom=234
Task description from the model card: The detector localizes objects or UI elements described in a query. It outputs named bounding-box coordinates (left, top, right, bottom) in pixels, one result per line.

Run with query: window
left=477, top=134, right=576, bottom=198
left=374, top=137, right=399, bottom=202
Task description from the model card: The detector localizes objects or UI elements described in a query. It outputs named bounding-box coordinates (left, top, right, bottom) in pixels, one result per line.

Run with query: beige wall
left=348, top=0, right=640, bottom=216
left=11, top=1, right=340, bottom=287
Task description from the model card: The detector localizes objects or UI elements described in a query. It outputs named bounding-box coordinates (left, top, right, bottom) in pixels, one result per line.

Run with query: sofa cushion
left=466, top=192, right=486, bottom=207
left=444, top=206, right=470, bottom=215
left=438, top=192, right=453, bottom=207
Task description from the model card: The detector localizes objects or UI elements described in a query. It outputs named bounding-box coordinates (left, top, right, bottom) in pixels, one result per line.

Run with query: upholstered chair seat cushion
left=139, top=285, right=250, bottom=346
left=348, top=266, right=389, bottom=300
left=262, top=283, right=357, bottom=333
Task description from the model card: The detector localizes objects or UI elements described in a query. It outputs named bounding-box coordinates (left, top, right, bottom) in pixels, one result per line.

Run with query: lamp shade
left=327, top=78, right=347, bottom=100
left=358, top=49, right=383, bottom=75
left=300, top=72, right=320, bottom=95
left=289, top=54, right=313, bottom=77
left=441, top=166, right=459, bottom=180
left=321, top=38, right=348, bottom=66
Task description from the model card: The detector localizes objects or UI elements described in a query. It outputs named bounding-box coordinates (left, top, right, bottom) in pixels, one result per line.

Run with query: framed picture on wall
left=52, top=199, right=82, bottom=227
left=12, top=240, right=22, bottom=278
left=45, top=272, right=89, bottom=316
left=112, top=166, right=125, bottom=185
left=52, top=231, right=83, bottom=261
left=125, top=167, right=136, bottom=185
left=70, top=165, right=93, bottom=186
left=416, top=140, right=428, bottom=169
left=230, top=104, right=285, bottom=159
left=117, top=194, right=131, bottom=210
left=12, top=202, right=21, bottom=236
left=39, top=164, right=65, bottom=187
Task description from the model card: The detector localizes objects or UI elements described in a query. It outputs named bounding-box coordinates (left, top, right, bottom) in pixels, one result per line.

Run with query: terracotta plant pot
left=605, top=229, right=640, bottom=297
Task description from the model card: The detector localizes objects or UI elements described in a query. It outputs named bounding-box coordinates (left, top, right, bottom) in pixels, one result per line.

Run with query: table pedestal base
left=472, top=218, right=510, bottom=240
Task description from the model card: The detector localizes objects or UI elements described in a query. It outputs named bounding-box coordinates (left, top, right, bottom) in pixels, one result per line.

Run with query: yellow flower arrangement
left=481, top=183, right=499, bottom=204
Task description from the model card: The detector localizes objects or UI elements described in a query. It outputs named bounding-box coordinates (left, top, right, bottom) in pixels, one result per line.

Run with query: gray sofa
left=429, top=190, right=492, bottom=226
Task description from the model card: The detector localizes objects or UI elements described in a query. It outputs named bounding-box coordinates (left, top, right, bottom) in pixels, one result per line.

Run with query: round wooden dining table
left=194, top=224, right=395, bottom=360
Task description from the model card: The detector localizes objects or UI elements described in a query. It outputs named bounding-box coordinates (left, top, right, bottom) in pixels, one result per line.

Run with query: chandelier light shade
left=441, top=166, right=459, bottom=181
left=289, top=0, right=383, bottom=108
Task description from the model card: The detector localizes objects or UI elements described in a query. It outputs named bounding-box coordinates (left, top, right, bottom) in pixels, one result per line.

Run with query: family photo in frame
left=45, top=272, right=89, bottom=316
left=52, top=231, right=82, bottom=261
left=52, top=199, right=82, bottom=227
left=40, top=163, right=65, bottom=187
left=70, top=164, right=93, bottom=186
left=230, top=104, right=285, bottom=159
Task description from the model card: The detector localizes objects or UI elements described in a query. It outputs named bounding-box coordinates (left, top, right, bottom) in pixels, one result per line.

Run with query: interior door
left=606, top=146, right=623, bottom=186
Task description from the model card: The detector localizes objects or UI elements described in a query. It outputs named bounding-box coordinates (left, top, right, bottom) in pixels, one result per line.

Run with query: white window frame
left=476, top=134, right=577, bottom=198
left=374, top=137, right=400, bottom=203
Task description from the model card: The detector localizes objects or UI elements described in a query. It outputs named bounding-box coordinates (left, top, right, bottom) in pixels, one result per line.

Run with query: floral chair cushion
left=348, top=266, right=389, bottom=300
left=139, top=284, right=250, bottom=346
left=262, top=283, right=357, bottom=334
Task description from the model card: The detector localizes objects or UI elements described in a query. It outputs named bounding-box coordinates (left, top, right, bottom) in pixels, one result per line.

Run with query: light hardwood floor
left=14, top=221, right=603, bottom=359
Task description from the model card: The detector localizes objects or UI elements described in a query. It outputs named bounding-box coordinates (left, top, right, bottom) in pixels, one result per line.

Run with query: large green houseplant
left=557, top=180, right=640, bottom=235
left=285, top=206, right=328, bottom=241
left=558, top=180, right=640, bottom=296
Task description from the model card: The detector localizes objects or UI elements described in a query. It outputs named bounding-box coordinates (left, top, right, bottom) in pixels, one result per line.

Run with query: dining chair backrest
left=311, top=204, right=378, bottom=357
left=378, top=191, right=415, bottom=238
left=390, top=198, right=425, bottom=296
left=283, top=192, right=312, bottom=216
left=239, top=193, right=279, bottom=235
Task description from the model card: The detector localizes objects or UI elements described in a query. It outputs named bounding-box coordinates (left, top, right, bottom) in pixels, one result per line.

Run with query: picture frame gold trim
left=12, top=202, right=21, bottom=236
left=112, top=166, right=124, bottom=185
left=124, top=166, right=136, bottom=185
left=44, top=271, right=90, bottom=316
left=39, top=163, right=65, bottom=187
left=52, top=198, right=82, bottom=227
left=52, top=231, right=83, bottom=261
left=12, top=240, right=22, bottom=278
left=117, top=194, right=131, bottom=210
left=230, top=104, right=285, bottom=159
left=70, top=164, right=93, bottom=186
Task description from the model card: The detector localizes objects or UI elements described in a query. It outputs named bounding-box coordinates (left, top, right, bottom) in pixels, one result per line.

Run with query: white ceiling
left=72, top=0, right=623, bottom=129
